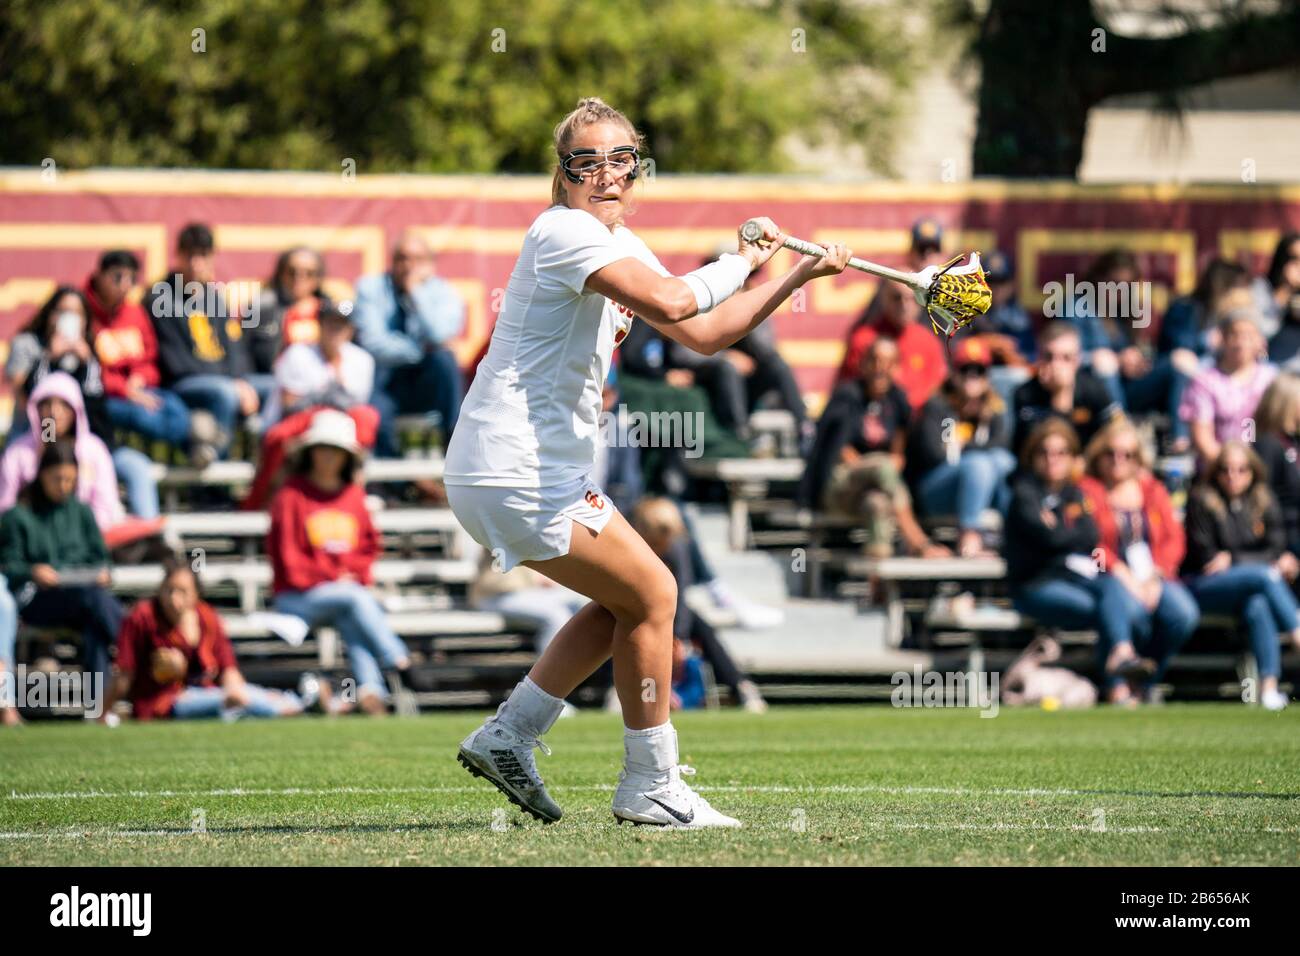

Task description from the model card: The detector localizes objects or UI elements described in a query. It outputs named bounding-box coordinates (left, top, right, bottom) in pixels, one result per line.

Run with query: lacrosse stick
left=739, top=219, right=992, bottom=360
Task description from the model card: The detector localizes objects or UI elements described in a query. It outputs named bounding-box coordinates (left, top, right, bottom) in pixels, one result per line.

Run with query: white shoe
left=612, top=764, right=741, bottom=828
left=737, top=680, right=768, bottom=714
left=1261, top=688, right=1289, bottom=712
left=708, top=581, right=784, bottom=630
left=458, top=719, right=563, bottom=823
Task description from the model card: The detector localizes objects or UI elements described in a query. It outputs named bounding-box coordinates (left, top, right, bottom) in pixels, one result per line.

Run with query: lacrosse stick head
left=917, top=253, right=992, bottom=339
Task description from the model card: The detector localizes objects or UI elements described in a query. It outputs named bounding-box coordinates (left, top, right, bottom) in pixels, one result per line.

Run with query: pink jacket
left=0, top=371, right=124, bottom=530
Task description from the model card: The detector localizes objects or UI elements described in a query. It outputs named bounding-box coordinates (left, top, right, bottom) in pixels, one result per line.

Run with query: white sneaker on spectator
left=707, top=580, right=784, bottom=630
left=1261, top=688, right=1289, bottom=711
left=458, top=719, right=562, bottom=823
left=612, top=764, right=741, bottom=828
left=737, top=680, right=768, bottom=714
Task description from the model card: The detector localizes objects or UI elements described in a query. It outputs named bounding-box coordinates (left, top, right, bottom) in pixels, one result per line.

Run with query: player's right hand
left=737, top=217, right=784, bottom=270
left=803, top=242, right=852, bottom=280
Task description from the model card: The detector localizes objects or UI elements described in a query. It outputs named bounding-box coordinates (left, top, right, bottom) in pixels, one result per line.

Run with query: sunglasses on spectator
left=1102, top=447, right=1137, bottom=461
left=958, top=364, right=986, bottom=377
left=1043, top=350, right=1079, bottom=363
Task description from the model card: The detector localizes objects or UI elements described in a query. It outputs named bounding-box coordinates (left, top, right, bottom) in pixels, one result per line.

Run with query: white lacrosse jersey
left=444, top=205, right=670, bottom=488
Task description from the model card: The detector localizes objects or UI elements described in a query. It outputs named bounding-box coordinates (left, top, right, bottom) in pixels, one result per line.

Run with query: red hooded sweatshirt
left=84, top=275, right=161, bottom=398
left=269, top=475, right=379, bottom=594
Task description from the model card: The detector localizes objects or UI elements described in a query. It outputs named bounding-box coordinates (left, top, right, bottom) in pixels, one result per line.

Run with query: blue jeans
left=1111, top=577, right=1200, bottom=687
left=18, top=585, right=124, bottom=685
left=112, top=445, right=160, bottom=519
left=915, top=448, right=1016, bottom=529
left=0, top=576, right=16, bottom=671
left=273, top=581, right=409, bottom=698
left=106, top=390, right=191, bottom=447
left=1013, top=572, right=1199, bottom=688
left=170, top=683, right=299, bottom=720
left=1189, top=564, right=1297, bottom=679
left=172, top=374, right=240, bottom=453
left=371, top=347, right=463, bottom=457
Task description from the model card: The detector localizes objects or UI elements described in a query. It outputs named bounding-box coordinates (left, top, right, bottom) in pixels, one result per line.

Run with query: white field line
left=4, top=822, right=1299, bottom=841
left=6, top=782, right=1290, bottom=801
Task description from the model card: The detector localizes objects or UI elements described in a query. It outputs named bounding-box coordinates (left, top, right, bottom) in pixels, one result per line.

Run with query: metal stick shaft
left=740, top=219, right=923, bottom=292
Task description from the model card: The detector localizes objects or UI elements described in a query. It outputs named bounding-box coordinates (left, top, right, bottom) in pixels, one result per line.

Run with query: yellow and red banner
left=2, top=170, right=1298, bottom=411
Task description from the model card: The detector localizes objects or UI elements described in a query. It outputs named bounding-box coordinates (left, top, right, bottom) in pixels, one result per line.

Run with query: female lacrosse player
left=446, top=97, right=850, bottom=827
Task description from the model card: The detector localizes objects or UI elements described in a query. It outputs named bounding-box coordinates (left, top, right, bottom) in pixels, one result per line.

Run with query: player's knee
left=613, top=566, right=677, bottom=627
left=642, top=568, right=678, bottom=626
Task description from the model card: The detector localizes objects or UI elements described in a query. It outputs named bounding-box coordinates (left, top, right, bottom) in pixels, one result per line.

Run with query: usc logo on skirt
left=585, top=490, right=605, bottom=510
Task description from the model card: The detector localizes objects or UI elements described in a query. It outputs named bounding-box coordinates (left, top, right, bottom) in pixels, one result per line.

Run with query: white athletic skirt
left=445, top=475, right=616, bottom=572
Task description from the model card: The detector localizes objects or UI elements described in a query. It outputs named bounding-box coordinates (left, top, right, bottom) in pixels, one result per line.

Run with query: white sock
left=623, top=720, right=678, bottom=774
left=495, top=677, right=565, bottom=739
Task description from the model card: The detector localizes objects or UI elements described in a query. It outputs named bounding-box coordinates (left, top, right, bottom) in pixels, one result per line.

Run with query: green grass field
left=3, top=705, right=1299, bottom=866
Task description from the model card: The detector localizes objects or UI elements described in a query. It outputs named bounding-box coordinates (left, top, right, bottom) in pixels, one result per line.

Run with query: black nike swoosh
left=646, top=795, right=694, bottom=824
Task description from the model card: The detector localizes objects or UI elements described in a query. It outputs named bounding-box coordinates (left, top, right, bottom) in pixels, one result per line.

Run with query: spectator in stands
left=1160, top=258, right=1251, bottom=367
left=243, top=303, right=378, bottom=509
left=659, top=253, right=808, bottom=447
left=592, top=365, right=643, bottom=513
left=800, top=338, right=948, bottom=558
left=468, top=553, right=585, bottom=658
left=1253, top=372, right=1300, bottom=577
left=1066, top=250, right=1188, bottom=445
left=1182, top=441, right=1296, bottom=711
left=967, top=250, right=1035, bottom=419
left=1179, top=313, right=1276, bottom=464
left=835, top=278, right=946, bottom=411
left=834, top=219, right=950, bottom=409
left=906, top=338, right=1014, bottom=557
left=145, top=223, right=260, bottom=457
left=1079, top=419, right=1200, bottom=702
left=1005, top=420, right=1164, bottom=704
left=0, top=372, right=124, bottom=533
left=1263, top=233, right=1300, bottom=365
left=354, top=234, right=465, bottom=457
left=86, top=250, right=215, bottom=468
left=268, top=409, right=413, bottom=715
left=263, top=302, right=374, bottom=427
left=1012, top=322, right=1121, bottom=458
left=616, top=317, right=748, bottom=494
left=632, top=497, right=767, bottom=713
left=0, top=442, right=123, bottom=708
left=111, top=555, right=313, bottom=720
left=248, top=247, right=331, bottom=380
left=0, top=577, right=16, bottom=725
left=972, top=250, right=1037, bottom=361
left=5, top=286, right=160, bottom=518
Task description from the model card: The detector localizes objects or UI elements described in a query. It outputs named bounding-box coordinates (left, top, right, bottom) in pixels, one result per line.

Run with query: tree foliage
left=0, top=0, right=920, bottom=174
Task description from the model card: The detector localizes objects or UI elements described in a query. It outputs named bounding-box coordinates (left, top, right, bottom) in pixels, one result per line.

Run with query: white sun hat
left=293, top=408, right=364, bottom=464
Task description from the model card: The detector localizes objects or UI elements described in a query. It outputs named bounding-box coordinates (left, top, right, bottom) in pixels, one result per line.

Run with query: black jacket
left=1012, top=368, right=1120, bottom=457
left=1182, top=488, right=1286, bottom=576
left=1256, top=433, right=1300, bottom=557
left=144, top=277, right=252, bottom=384
left=799, top=381, right=910, bottom=508
left=1003, top=473, right=1099, bottom=587
left=905, top=391, right=1009, bottom=486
